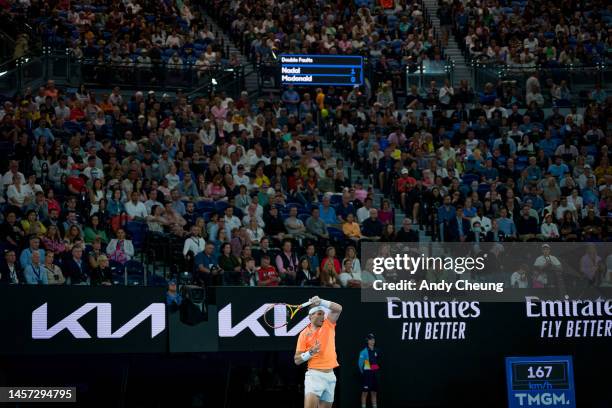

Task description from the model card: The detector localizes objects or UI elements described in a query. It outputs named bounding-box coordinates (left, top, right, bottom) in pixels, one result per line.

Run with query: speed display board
left=280, top=54, right=363, bottom=86
left=506, top=356, right=576, bottom=408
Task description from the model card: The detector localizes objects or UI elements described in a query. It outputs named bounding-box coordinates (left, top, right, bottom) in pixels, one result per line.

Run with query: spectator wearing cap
left=166, top=280, right=182, bottom=307
left=533, top=244, right=562, bottom=283
left=396, top=168, right=417, bottom=213
left=358, top=333, right=380, bottom=408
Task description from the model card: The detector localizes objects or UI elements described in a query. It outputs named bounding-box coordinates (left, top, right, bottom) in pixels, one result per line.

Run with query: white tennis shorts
left=304, top=369, right=336, bottom=402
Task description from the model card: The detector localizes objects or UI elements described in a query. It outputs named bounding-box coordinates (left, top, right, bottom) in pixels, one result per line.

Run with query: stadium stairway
left=200, top=14, right=260, bottom=95
left=319, top=140, right=430, bottom=242
left=422, top=0, right=472, bottom=86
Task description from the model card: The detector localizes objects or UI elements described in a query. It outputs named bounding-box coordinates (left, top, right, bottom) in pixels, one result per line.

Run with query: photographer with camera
left=275, top=239, right=298, bottom=286
left=510, top=263, right=531, bottom=288
left=194, top=242, right=221, bottom=287
left=533, top=244, right=563, bottom=289
left=183, top=225, right=206, bottom=274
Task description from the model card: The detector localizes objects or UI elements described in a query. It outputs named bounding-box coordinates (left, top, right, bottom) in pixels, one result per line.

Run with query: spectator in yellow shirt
left=342, top=213, right=362, bottom=242
left=254, top=166, right=270, bottom=188
left=315, top=88, right=325, bottom=110
left=21, top=210, right=47, bottom=238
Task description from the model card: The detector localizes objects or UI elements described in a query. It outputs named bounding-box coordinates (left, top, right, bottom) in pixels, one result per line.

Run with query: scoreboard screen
left=280, top=54, right=363, bottom=86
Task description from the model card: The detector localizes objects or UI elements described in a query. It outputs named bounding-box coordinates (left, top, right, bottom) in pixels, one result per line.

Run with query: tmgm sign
left=32, top=303, right=166, bottom=339
left=506, top=356, right=576, bottom=408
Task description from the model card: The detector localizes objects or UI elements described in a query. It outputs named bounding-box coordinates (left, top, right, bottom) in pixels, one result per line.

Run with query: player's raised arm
left=309, top=296, right=342, bottom=323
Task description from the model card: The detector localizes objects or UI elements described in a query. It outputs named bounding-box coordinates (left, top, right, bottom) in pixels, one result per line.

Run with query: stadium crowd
left=446, top=0, right=611, bottom=67
left=0, top=0, right=610, bottom=290
left=208, top=0, right=445, bottom=87
left=4, top=0, right=240, bottom=80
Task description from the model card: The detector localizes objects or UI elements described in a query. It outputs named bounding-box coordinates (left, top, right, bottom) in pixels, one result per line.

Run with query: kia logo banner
left=0, top=287, right=167, bottom=354
left=218, top=303, right=310, bottom=337
left=32, top=302, right=166, bottom=340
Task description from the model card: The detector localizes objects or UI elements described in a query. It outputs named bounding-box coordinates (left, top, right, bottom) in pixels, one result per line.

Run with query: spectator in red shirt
left=257, top=255, right=280, bottom=287
left=66, top=174, right=87, bottom=195
left=396, top=168, right=417, bottom=211
left=378, top=200, right=394, bottom=225
left=69, top=101, right=86, bottom=122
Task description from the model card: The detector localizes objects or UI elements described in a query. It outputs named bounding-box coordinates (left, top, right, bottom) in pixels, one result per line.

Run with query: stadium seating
left=0, top=0, right=609, bottom=291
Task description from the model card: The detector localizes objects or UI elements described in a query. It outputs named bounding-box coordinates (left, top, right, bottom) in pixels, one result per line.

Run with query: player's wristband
left=320, top=299, right=331, bottom=308
left=300, top=351, right=312, bottom=362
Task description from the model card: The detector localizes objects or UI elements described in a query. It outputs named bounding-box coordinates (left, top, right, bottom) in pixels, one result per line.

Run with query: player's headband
left=308, top=306, right=329, bottom=315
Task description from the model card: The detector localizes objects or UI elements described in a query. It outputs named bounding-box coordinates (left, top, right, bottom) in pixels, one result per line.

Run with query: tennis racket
left=263, top=301, right=312, bottom=329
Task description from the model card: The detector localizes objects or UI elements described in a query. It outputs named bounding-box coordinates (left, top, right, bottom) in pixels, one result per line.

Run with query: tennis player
left=294, top=295, right=343, bottom=408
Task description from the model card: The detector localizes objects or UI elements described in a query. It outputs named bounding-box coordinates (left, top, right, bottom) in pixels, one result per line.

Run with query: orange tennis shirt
left=296, top=319, right=339, bottom=370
